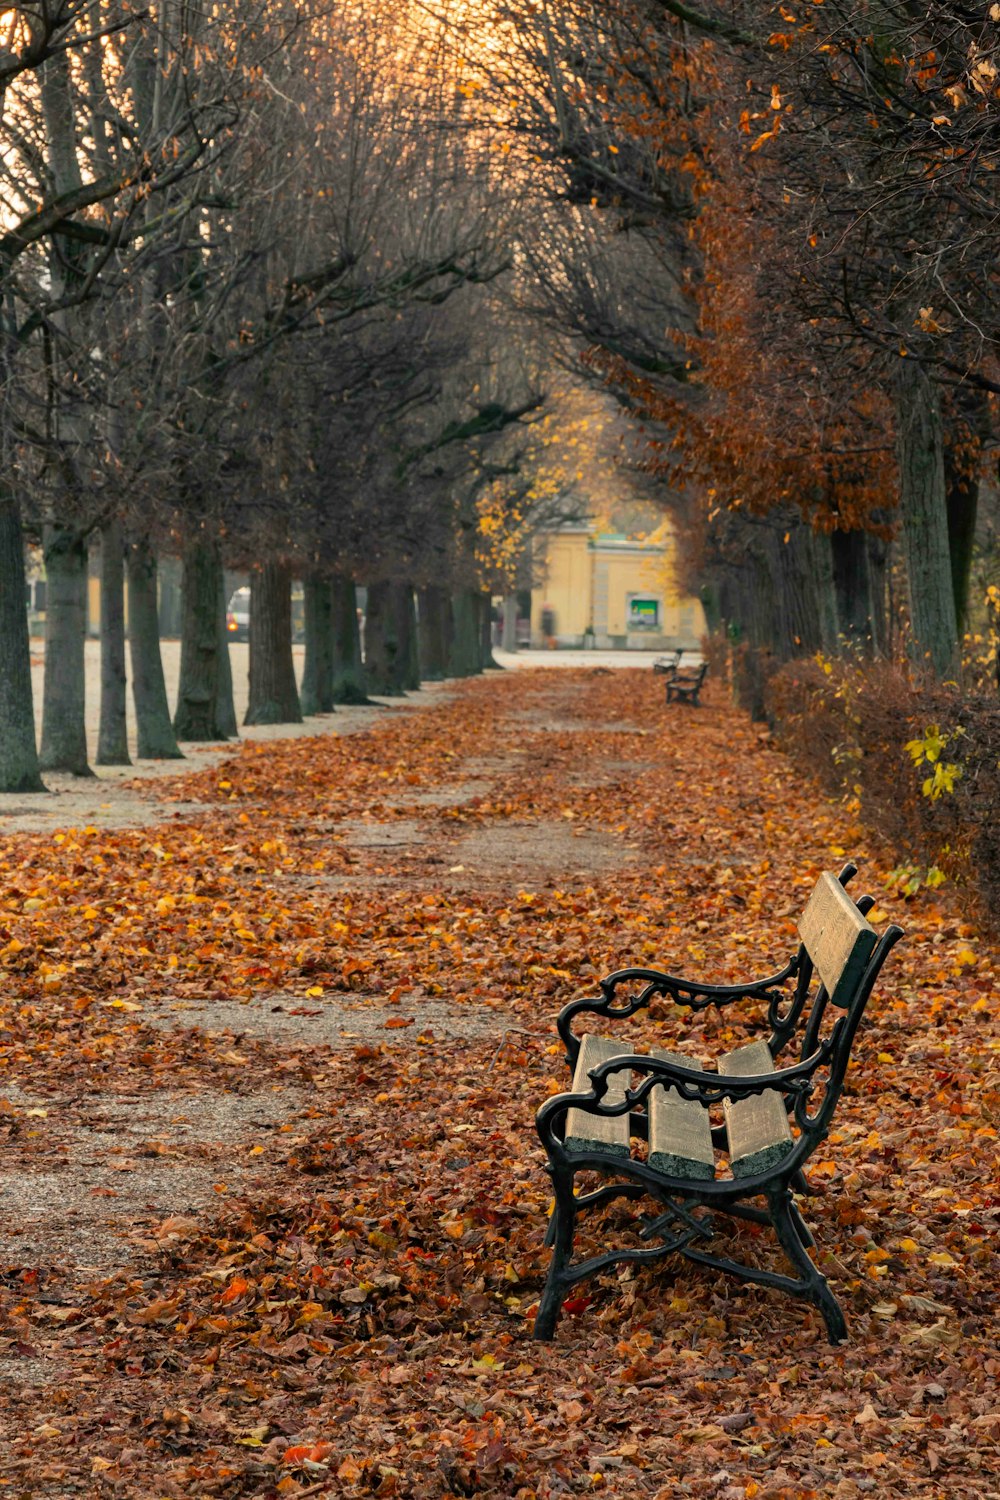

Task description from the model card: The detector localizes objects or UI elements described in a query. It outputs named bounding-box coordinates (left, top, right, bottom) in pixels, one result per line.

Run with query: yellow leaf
left=472, top=1354, right=505, bottom=1370
left=234, top=1426, right=270, bottom=1448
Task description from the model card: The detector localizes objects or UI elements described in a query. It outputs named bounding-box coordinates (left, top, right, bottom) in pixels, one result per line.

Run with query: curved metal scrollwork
left=556, top=956, right=800, bottom=1068
left=536, top=1042, right=833, bottom=1159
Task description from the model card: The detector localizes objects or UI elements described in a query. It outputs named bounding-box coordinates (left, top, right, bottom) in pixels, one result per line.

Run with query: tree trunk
left=214, top=570, right=238, bottom=738
left=809, top=530, right=839, bottom=655
left=449, top=589, right=482, bottom=677
left=418, top=585, right=451, bottom=680
left=894, top=361, right=959, bottom=678
left=401, top=583, right=420, bottom=690
left=831, top=530, right=875, bottom=652
left=245, top=560, right=302, bottom=725
left=331, top=573, right=368, bottom=703
left=365, top=580, right=418, bottom=695
left=945, top=472, right=977, bottom=640
left=0, top=495, right=44, bottom=791
left=480, top=591, right=501, bottom=669
left=39, top=523, right=92, bottom=775
left=126, top=536, right=183, bottom=759
left=174, top=529, right=231, bottom=741
left=501, top=592, right=518, bottom=652
left=157, top=555, right=183, bottom=636
left=96, top=518, right=130, bottom=765
left=944, top=385, right=989, bottom=638
left=301, top=574, right=334, bottom=714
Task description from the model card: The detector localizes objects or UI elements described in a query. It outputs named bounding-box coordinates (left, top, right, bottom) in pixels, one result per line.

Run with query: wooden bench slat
left=798, top=870, right=877, bottom=1007
left=648, top=1049, right=715, bottom=1180
left=565, top=1034, right=631, bottom=1157
left=721, top=1039, right=794, bottom=1179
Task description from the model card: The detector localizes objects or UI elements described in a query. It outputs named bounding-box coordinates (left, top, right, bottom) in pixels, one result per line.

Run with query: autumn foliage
left=0, top=670, right=997, bottom=1496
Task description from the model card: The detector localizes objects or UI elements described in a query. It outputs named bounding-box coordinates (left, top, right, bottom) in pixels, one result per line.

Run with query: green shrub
left=765, top=657, right=1000, bottom=927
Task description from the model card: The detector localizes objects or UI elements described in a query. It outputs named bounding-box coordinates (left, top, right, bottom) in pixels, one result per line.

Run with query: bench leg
left=534, top=1168, right=577, bottom=1340
left=769, top=1189, right=847, bottom=1344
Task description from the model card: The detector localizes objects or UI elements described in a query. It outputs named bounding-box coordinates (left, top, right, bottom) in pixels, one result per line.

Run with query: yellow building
left=531, top=524, right=706, bottom=650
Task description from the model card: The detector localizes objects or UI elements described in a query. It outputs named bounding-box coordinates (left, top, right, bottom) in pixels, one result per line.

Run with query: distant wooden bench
left=651, top=650, right=682, bottom=677
left=534, top=865, right=904, bottom=1343
left=665, top=661, right=707, bottom=705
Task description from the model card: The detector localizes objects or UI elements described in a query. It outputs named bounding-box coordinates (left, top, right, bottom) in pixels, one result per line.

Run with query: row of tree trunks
left=0, top=529, right=501, bottom=787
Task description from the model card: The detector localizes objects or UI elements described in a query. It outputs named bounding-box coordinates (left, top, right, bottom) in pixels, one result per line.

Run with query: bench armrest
left=556, top=959, right=798, bottom=1068
left=536, top=1044, right=832, bottom=1156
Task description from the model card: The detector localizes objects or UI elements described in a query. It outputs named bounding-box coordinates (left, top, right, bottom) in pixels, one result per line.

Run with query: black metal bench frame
left=665, top=662, right=708, bottom=705
left=534, top=864, right=904, bottom=1342
left=652, top=651, right=682, bottom=677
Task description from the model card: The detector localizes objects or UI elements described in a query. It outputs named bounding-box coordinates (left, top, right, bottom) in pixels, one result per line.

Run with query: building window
left=627, top=594, right=660, bottom=630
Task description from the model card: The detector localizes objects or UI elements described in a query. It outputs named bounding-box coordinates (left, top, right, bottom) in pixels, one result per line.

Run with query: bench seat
left=565, top=1034, right=793, bottom=1181
left=721, top=1039, right=794, bottom=1177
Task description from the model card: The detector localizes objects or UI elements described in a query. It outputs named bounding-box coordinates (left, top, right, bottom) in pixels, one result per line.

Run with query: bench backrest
left=775, top=869, right=902, bottom=1134
left=797, top=872, right=878, bottom=1008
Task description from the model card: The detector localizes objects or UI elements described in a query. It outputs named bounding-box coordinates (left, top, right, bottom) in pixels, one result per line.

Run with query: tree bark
left=96, top=518, right=130, bottom=765
left=944, top=385, right=989, bottom=637
left=418, top=585, right=451, bottom=680
left=39, top=523, right=92, bottom=775
left=449, top=589, right=482, bottom=677
left=214, top=570, right=238, bottom=738
left=365, top=580, right=418, bottom=695
left=400, top=582, right=420, bottom=690
left=0, top=495, right=44, bottom=791
left=301, top=574, right=334, bottom=714
left=831, top=530, right=875, bottom=652
left=331, top=573, right=368, bottom=703
left=480, top=591, right=501, bottom=669
left=246, top=560, right=302, bottom=725
left=894, top=361, right=959, bottom=677
left=174, top=529, right=231, bottom=741
left=127, top=536, right=183, bottom=759
left=501, top=592, right=518, bottom=652
left=809, top=530, right=839, bottom=655
left=157, top=556, right=183, bottom=636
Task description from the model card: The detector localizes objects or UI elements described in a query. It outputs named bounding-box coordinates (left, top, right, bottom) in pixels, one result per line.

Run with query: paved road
left=27, top=638, right=698, bottom=763
left=30, top=639, right=281, bottom=756
left=494, top=647, right=699, bottom=671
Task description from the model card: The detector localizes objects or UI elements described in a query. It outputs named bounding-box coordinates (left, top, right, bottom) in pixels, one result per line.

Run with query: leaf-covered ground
left=0, top=669, right=996, bottom=1498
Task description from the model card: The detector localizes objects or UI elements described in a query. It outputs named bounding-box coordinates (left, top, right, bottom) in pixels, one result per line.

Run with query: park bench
left=652, top=650, right=682, bottom=677
left=665, top=661, right=708, bottom=705
left=534, top=864, right=904, bottom=1342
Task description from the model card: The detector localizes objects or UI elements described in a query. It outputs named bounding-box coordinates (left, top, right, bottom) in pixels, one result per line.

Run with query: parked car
left=226, top=587, right=250, bottom=641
